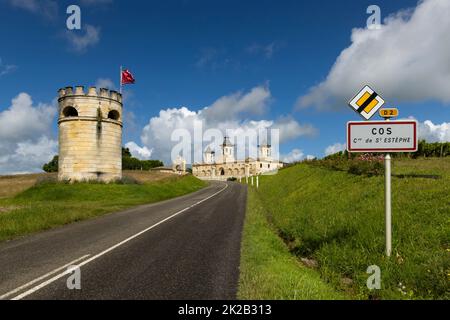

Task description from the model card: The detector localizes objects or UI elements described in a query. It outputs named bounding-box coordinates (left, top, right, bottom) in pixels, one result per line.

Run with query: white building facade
left=192, top=137, right=284, bottom=181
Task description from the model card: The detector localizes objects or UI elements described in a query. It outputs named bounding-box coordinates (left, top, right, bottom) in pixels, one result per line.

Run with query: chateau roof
left=222, top=136, right=233, bottom=147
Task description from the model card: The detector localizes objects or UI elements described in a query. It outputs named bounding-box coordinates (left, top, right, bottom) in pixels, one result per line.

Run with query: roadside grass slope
left=0, top=174, right=206, bottom=243
left=239, top=158, right=449, bottom=300
left=239, top=190, right=346, bottom=300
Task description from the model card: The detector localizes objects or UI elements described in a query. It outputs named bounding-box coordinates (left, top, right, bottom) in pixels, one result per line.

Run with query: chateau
left=58, top=86, right=123, bottom=182
left=192, top=137, right=284, bottom=180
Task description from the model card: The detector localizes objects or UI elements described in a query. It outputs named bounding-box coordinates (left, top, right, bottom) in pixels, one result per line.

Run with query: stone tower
left=204, top=146, right=215, bottom=164
left=58, top=86, right=123, bottom=182
left=221, top=137, right=235, bottom=163
left=259, top=143, right=272, bottom=161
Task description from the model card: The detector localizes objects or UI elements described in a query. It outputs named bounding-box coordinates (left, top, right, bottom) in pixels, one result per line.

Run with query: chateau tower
left=221, top=137, right=235, bottom=163
left=204, top=146, right=215, bottom=164
left=58, top=86, right=123, bottom=182
left=259, top=143, right=272, bottom=161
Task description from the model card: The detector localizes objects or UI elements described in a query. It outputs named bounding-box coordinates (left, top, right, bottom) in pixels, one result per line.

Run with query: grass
left=0, top=174, right=206, bottom=243
left=238, top=189, right=346, bottom=300
left=239, top=158, right=449, bottom=300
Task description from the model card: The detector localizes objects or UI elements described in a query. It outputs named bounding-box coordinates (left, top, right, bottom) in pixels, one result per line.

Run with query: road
left=0, top=181, right=247, bottom=300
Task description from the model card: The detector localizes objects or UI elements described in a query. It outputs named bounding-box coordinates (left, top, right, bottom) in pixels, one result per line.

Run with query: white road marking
left=0, top=254, right=91, bottom=300
left=10, top=183, right=228, bottom=300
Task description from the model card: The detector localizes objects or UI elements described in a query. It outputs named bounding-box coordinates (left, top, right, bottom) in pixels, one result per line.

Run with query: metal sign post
left=385, top=152, right=392, bottom=257
left=348, top=91, right=417, bottom=256
left=384, top=118, right=392, bottom=257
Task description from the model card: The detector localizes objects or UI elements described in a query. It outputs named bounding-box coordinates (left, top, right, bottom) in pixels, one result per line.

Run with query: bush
left=43, top=156, right=58, bottom=173
left=114, top=175, right=141, bottom=185
left=35, top=175, right=58, bottom=186
left=309, top=154, right=385, bottom=177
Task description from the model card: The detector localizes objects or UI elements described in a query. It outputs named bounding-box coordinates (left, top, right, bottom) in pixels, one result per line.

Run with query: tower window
left=108, top=110, right=120, bottom=121
left=63, top=106, right=78, bottom=117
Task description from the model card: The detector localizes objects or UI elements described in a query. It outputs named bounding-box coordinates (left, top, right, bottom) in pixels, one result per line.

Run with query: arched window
left=108, top=110, right=120, bottom=121
left=63, top=106, right=78, bottom=117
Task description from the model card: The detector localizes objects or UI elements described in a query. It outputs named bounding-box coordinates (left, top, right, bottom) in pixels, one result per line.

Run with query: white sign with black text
left=347, top=121, right=418, bottom=153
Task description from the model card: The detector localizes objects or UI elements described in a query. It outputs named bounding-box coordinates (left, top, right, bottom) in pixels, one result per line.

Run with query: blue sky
left=0, top=0, right=449, bottom=173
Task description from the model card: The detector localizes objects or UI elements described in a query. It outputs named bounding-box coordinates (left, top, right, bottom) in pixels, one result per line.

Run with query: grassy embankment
left=239, top=158, right=449, bottom=300
left=0, top=172, right=206, bottom=243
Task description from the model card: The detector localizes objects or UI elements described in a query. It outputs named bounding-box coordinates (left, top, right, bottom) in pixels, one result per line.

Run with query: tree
left=122, top=147, right=132, bottom=158
left=121, top=147, right=164, bottom=170
left=42, top=148, right=164, bottom=173
left=43, top=156, right=59, bottom=173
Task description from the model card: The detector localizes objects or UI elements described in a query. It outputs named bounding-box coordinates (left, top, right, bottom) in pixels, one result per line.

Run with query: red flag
left=121, top=69, right=135, bottom=85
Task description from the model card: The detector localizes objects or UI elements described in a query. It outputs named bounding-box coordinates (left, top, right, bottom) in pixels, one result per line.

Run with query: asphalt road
left=0, top=181, right=247, bottom=300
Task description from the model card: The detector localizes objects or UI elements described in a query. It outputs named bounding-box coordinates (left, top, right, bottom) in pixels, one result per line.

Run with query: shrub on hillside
left=43, top=156, right=59, bottom=173
left=309, top=153, right=385, bottom=176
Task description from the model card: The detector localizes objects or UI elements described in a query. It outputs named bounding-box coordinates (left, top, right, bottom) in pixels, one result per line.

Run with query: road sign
left=347, top=120, right=418, bottom=153
left=349, top=85, right=385, bottom=120
left=379, top=108, right=399, bottom=119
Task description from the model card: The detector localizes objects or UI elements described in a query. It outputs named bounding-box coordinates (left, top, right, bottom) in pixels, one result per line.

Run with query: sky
left=0, top=0, right=449, bottom=174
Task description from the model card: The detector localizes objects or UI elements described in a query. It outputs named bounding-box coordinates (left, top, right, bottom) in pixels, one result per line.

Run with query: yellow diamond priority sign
left=349, top=85, right=385, bottom=120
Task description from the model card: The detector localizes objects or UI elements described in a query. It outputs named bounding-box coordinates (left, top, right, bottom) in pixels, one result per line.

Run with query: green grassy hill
left=0, top=174, right=206, bottom=243
left=239, top=158, right=449, bottom=300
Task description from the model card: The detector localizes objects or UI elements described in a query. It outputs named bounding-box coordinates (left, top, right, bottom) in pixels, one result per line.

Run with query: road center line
left=0, top=254, right=91, bottom=300
left=10, top=183, right=228, bottom=300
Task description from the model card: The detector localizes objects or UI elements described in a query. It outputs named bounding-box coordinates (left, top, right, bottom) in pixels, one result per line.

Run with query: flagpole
left=119, top=65, right=123, bottom=94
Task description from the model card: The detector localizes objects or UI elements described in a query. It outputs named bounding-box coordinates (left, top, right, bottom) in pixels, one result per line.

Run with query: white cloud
left=202, top=85, right=271, bottom=122
left=137, top=86, right=317, bottom=164
left=95, top=78, right=116, bottom=90
left=246, top=42, right=283, bottom=59
left=0, top=93, right=57, bottom=175
left=65, top=24, right=100, bottom=53
left=0, top=93, right=56, bottom=142
left=273, top=116, right=318, bottom=142
left=125, top=142, right=153, bottom=160
left=325, top=143, right=346, bottom=156
left=282, top=149, right=305, bottom=163
left=298, top=0, right=450, bottom=109
left=8, top=0, right=58, bottom=20
left=418, top=120, right=450, bottom=142
left=80, top=0, right=113, bottom=5
left=0, top=58, right=17, bottom=77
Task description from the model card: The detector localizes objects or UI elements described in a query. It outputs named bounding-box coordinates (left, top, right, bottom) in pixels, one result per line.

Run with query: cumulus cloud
left=298, top=0, right=450, bottom=109
left=125, top=142, right=153, bottom=160
left=202, top=85, right=271, bottom=122
left=282, top=149, right=305, bottom=163
left=0, top=93, right=57, bottom=174
left=273, top=116, right=318, bottom=142
left=131, top=86, right=317, bottom=164
left=325, top=143, right=346, bottom=156
left=65, top=24, right=100, bottom=53
left=0, top=93, right=56, bottom=142
left=418, top=120, right=450, bottom=142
